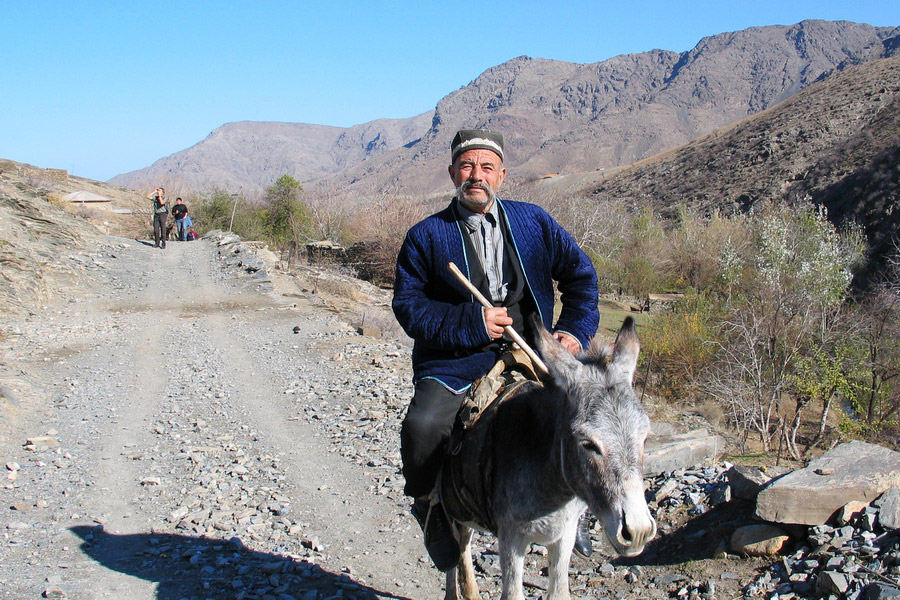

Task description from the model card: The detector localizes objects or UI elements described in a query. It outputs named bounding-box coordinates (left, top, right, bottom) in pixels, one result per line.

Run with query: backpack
left=186, top=229, right=198, bottom=241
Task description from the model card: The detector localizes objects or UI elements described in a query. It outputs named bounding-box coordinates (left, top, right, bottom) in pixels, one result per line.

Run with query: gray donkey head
left=537, top=317, right=657, bottom=556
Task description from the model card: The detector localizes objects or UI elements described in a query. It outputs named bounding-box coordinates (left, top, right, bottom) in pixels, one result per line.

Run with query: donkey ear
left=611, top=317, right=640, bottom=382
left=584, top=331, right=611, bottom=363
left=533, top=319, right=582, bottom=380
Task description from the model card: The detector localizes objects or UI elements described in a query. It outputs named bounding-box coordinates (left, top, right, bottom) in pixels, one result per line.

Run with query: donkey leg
left=545, top=534, right=576, bottom=600
left=456, top=525, right=480, bottom=600
left=498, top=532, right=529, bottom=600
left=445, top=526, right=477, bottom=600
left=444, top=567, right=459, bottom=600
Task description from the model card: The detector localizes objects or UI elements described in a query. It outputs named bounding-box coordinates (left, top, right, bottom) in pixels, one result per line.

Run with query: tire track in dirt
left=63, top=246, right=194, bottom=598
left=185, top=239, right=441, bottom=595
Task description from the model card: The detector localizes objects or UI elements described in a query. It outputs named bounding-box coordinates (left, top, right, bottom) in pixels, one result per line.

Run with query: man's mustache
left=458, top=181, right=495, bottom=197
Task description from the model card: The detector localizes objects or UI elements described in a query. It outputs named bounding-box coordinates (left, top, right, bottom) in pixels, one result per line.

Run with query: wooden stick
left=447, top=261, right=549, bottom=375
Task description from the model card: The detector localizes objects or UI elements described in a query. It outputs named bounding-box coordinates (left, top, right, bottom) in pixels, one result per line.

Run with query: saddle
left=440, top=346, right=543, bottom=533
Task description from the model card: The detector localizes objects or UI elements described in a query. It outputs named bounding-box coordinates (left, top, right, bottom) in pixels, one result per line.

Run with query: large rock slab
left=874, top=487, right=900, bottom=530
left=755, top=441, right=900, bottom=525
left=644, top=427, right=726, bottom=475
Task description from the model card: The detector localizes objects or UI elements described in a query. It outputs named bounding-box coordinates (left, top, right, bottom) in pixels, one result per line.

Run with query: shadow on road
left=70, top=525, right=415, bottom=600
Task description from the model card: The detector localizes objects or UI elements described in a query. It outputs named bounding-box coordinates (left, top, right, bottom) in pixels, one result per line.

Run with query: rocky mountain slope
left=110, top=20, right=898, bottom=198
left=589, top=55, right=900, bottom=285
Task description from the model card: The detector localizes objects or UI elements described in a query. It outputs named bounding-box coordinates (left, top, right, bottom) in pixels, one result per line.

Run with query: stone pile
left=637, top=458, right=900, bottom=600
left=212, top=230, right=275, bottom=292
left=739, top=490, right=899, bottom=599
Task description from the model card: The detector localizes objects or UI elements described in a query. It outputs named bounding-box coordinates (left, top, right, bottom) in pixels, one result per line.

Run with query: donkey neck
left=501, top=385, right=578, bottom=510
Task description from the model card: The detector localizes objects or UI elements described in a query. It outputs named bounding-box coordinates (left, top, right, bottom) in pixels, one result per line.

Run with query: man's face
left=448, top=149, right=506, bottom=214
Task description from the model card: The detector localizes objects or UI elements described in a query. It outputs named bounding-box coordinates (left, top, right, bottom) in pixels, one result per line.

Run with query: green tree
left=263, top=175, right=313, bottom=252
left=192, top=188, right=235, bottom=233
left=789, top=338, right=863, bottom=458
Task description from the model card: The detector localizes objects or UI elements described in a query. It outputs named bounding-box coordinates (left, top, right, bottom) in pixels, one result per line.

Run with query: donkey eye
left=580, top=439, right=603, bottom=456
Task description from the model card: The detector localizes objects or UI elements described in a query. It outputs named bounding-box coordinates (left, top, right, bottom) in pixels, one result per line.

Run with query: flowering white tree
left=700, top=204, right=863, bottom=452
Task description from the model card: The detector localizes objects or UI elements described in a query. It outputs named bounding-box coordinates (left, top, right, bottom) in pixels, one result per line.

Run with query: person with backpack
left=171, top=197, right=190, bottom=241
left=147, top=187, right=169, bottom=249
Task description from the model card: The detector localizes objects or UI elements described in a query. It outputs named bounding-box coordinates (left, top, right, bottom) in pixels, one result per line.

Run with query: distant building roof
left=65, top=190, right=111, bottom=202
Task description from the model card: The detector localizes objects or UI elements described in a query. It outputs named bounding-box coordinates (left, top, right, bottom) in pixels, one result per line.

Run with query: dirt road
left=0, top=237, right=444, bottom=599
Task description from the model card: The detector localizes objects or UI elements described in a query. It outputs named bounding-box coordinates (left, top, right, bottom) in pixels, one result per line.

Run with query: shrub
left=345, top=193, right=428, bottom=285
left=262, top=175, right=313, bottom=251
left=643, top=291, right=719, bottom=402
left=192, top=188, right=237, bottom=234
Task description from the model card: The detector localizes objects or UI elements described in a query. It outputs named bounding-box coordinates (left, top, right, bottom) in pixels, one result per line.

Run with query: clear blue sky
left=1, top=1, right=896, bottom=182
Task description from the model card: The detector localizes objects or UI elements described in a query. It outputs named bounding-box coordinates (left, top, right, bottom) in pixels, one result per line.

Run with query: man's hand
left=484, top=307, right=513, bottom=339
left=553, top=331, right=581, bottom=354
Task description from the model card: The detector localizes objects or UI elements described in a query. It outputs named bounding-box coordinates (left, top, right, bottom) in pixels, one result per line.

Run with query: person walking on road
left=172, top=197, right=190, bottom=241
left=147, top=187, right=170, bottom=249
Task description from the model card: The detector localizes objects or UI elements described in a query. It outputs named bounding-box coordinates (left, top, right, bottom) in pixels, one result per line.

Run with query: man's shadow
left=70, top=525, right=414, bottom=600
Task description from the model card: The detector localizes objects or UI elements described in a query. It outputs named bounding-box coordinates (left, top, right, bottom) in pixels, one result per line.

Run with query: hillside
left=110, top=20, right=898, bottom=198
left=109, top=113, right=435, bottom=197
left=0, top=159, right=148, bottom=316
left=590, top=55, right=900, bottom=285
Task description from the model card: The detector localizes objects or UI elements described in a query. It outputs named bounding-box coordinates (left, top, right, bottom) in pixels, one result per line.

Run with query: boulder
left=644, top=428, right=726, bottom=475
left=874, top=487, right=900, bottom=530
left=727, top=465, right=789, bottom=501
left=861, top=583, right=900, bottom=599
left=755, top=441, right=900, bottom=525
left=729, top=524, right=790, bottom=556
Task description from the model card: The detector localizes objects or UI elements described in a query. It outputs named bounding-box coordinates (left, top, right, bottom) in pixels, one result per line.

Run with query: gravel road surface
left=0, top=237, right=445, bottom=600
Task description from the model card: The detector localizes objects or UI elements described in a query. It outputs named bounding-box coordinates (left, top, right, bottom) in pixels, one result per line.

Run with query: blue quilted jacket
left=393, top=197, right=599, bottom=393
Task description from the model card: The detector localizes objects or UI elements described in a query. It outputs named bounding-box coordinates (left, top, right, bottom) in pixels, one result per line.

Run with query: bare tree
left=306, top=191, right=354, bottom=245
left=857, top=241, right=900, bottom=428
left=345, top=191, right=428, bottom=284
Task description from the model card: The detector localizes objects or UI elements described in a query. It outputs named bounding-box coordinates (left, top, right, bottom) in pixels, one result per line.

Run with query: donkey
left=438, top=317, right=657, bottom=600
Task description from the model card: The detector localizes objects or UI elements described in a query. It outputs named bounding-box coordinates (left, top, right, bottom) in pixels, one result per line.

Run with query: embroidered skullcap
left=451, top=129, right=504, bottom=163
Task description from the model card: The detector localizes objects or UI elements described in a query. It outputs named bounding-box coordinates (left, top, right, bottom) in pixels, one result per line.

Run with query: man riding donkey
left=393, top=129, right=600, bottom=571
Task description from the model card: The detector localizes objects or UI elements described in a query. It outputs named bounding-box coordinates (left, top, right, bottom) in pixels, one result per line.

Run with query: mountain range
left=109, top=20, right=899, bottom=198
